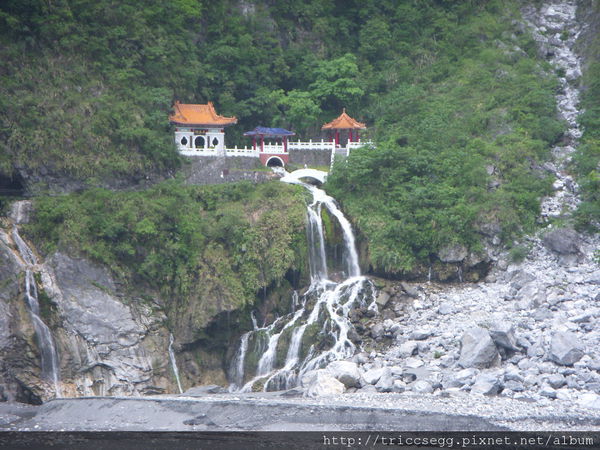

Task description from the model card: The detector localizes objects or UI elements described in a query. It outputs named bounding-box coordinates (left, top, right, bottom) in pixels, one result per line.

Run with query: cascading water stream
left=229, top=170, right=377, bottom=392
left=11, top=225, right=61, bottom=397
left=168, top=333, right=183, bottom=394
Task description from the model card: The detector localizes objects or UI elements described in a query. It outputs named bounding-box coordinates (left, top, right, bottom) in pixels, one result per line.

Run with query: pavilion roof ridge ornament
left=169, top=101, right=237, bottom=127
left=321, top=109, right=366, bottom=130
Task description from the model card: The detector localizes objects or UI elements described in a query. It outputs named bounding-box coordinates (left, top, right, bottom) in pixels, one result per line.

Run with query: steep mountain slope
left=0, top=0, right=594, bottom=405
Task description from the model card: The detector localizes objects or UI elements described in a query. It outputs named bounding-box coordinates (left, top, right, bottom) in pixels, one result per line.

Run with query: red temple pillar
left=260, top=135, right=264, bottom=152
left=284, top=136, right=288, bottom=152
left=252, top=136, right=256, bottom=150
left=356, top=131, right=360, bottom=142
left=349, top=130, right=353, bottom=143
left=335, top=130, right=339, bottom=147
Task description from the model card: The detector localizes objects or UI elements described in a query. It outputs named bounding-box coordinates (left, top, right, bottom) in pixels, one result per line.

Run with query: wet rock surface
left=40, top=252, right=170, bottom=397
left=0, top=224, right=179, bottom=401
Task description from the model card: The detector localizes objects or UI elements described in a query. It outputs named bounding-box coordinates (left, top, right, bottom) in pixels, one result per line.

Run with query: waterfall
left=251, top=310, right=259, bottom=330
left=229, top=331, right=251, bottom=390
left=168, top=333, right=183, bottom=394
left=12, top=226, right=61, bottom=397
left=290, top=290, right=299, bottom=312
left=229, top=170, right=377, bottom=392
left=306, top=204, right=328, bottom=280
left=309, top=185, right=361, bottom=278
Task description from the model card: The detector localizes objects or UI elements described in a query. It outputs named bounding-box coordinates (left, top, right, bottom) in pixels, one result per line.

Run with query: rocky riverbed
left=1, top=388, right=600, bottom=432
left=327, top=226, right=600, bottom=414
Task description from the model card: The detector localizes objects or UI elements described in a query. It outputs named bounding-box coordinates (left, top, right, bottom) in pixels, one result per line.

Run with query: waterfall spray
left=12, top=225, right=61, bottom=397
left=168, top=333, right=183, bottom=394
left=229, top=170, right=377, bottom=392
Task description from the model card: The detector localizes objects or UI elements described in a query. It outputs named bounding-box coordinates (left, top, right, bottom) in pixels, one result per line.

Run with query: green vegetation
left=25, top=180, right=307, bottom=330
left=1, top=0, right=567, bottom=278
left=573, top=3, right=600, bottom=230
left=0, top=0, right=201, bottom=181
left=508, top=245, right=529, bottom=264
left=326, top=2, right=560, bottom=275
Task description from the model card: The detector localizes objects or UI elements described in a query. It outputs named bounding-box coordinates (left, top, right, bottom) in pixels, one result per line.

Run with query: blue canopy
left=243, top=126, right=295, bottom=137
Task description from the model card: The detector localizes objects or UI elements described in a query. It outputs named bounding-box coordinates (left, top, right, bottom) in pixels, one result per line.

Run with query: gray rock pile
left=314, top=222, right=600, bottom=412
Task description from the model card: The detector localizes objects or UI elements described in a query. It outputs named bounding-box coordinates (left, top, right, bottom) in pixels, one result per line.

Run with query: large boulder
left=304, top=371, right=345, bottom=397
left=375, top=369, right=394, bottom=393
left=375, top=291, right=391, bottom=308
left=183, top=385, right=227, bottom=395
left=579, top=393, right=600, bottom=410
left=438, top=244, right=468, bottom=263
left=326, top=361, right=361, bottom=388
left=542, top=228, right=580, bottom=255
left=489, top=322, right=518, bottom=351
left=471, top=373, right=503, bottom=395
left=549, top=331, right=584, bottom=366
left=362, top=367, right=387, bottom=385
left=42, top=252, right=165, bottom=396
left=397, top=341, right=418, bottom=358
left=443, top=368, right=478, bottom=388
left=370, top=323, right=385, bottom=340
left=411, top=380, right=433, bottom=394
left=457, top=327, right=500, bottom=369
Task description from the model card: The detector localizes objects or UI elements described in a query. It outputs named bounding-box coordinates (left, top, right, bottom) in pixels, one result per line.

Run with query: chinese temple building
left=321, top=109, right=366, bottom=147
left=243, top=127, right=295, bottom=166
left=170, top=102, right=372, bottom=170
left=170, top=101, right=237, bottom=153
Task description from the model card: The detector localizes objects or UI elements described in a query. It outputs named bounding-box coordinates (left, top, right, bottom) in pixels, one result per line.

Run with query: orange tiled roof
left=322, top=108, right=366, bottom=130
left=169, top=101, right=237, bottom=126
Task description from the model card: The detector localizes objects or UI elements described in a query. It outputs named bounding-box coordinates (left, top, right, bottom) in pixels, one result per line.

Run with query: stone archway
left=266, top=156, right=284, bottom=167
left=194, top=136, right=205, bottom=149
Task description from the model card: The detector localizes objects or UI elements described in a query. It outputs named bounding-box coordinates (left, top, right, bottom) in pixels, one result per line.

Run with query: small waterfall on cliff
left=168, top=333, right=183, bottom=394
left=229, top=170, right=377, bottom=392
left=11, top=226, right=61, bottom=397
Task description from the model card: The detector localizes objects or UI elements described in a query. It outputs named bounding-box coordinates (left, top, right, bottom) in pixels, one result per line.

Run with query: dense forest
left=1, top=0, right=594, bottom=282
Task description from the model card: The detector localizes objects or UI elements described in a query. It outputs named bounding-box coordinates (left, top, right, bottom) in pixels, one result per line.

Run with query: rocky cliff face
left=0, top=203, right=202, bottom=402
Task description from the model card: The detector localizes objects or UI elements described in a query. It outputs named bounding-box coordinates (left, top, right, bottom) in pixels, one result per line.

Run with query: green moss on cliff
left=326, top=3, right=558, bottom=276
left=26, top=180, right=307, bottom=331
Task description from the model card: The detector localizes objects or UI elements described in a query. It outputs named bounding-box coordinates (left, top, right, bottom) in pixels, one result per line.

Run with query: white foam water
left=229, top=170, right=377, bottom=392
left=168, top=333, right=183, bottom=394
left=12, top=226, right=61, bottom=397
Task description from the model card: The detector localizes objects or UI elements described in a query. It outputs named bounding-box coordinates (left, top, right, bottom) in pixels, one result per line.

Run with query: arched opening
left=194, top=136, right=205, bottom=148
left=266, top=156, right=284, bottom=167
left=180, top=136, right=188, bottom=146
left=298, top=176, right=323, bottom=186
left=0, top=172, right=25, bottom=197
left=0, top=172, right=26, bottom=211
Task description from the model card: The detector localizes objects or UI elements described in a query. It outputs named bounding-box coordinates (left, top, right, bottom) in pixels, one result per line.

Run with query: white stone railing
left=179, top=140, right=375, bottom=158
left=347, top=140, right=373, bottom=150
left=261, top=144, right=286, bottom=154
left=225, top=146, right=259, bottom=156
left=288, top=139, right=335, bottom=151
left=179, top=148, right=222, bottom=156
